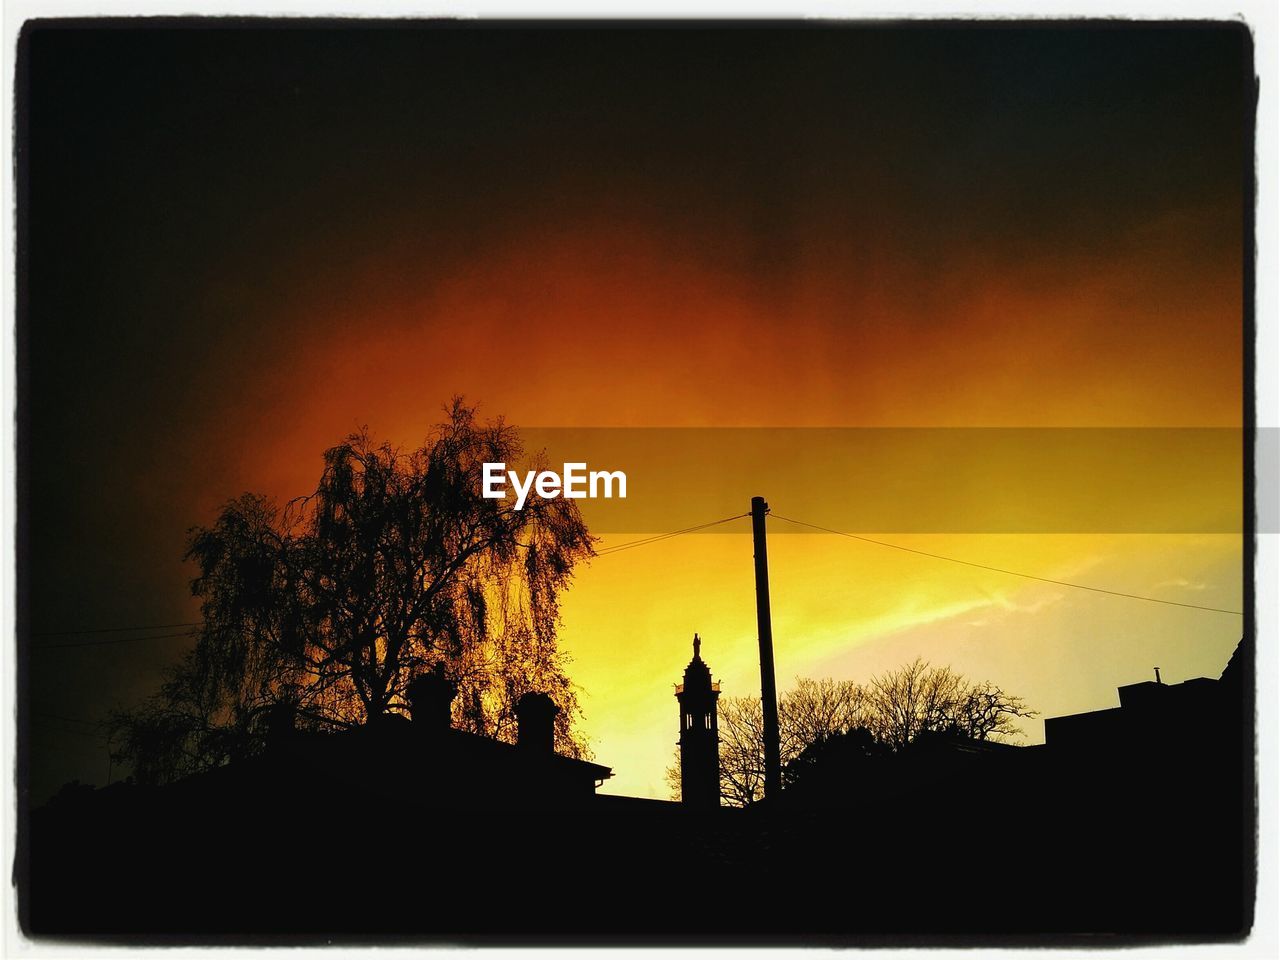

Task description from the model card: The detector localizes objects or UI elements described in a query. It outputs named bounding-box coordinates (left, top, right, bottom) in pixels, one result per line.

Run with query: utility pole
left=751, top=495, right=783, bottom=800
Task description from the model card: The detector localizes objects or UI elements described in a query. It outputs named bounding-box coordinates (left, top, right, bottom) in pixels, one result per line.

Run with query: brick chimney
left=514, top=692, right=559, bottom=754
left=405, top=663, right=457, bottom=728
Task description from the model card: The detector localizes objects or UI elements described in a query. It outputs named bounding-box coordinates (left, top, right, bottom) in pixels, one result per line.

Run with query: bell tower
left=676, top=633, right=721, bottom=808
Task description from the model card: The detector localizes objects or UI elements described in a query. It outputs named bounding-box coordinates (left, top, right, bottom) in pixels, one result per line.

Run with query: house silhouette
left=250, top=674, right=614, bottom=812
left=23, top=637, right=1252, bottom=940
left=1043, top=637, right=1250, bottom=758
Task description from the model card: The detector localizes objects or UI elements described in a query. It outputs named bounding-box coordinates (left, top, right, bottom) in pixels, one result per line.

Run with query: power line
left=33, top=629, right=200, bottom=651
left=32, top=620, right=201, bottom=638
left=594, top=513, right=750, bottom=557
left=31, top=518, right=749, bottom=642
left=770, top=513, right=1244, bottom=616
left=31, top=517, right=752, bottom=641
left=29, top=507, right=1235, bottom=649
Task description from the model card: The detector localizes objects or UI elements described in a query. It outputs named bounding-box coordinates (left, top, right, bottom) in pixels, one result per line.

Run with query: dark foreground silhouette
left=24, top=645, right=1252, bottom=943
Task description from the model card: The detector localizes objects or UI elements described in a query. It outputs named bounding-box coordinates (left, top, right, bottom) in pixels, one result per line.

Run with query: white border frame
left=1, top=3, right=1274, bottom=957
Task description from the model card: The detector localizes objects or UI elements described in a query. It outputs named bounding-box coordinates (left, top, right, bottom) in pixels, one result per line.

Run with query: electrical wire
left=593, top=513, right=750, bottom=556
left=770, top=513, right=1244, bottom=616
left=29, top=506, right=1241, bottom=652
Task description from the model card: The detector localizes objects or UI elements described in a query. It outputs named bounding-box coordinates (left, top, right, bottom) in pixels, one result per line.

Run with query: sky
left=22, top=23, right=1248, bottom=801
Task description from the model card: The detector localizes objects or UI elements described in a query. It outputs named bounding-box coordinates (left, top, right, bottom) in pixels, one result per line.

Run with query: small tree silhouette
left=669, top=667, right=1035, bottom=806
left=112, top=399, right=595, bottom=783
left=865, top=658, right=1035, bottom=750
left=668, top=677, right=867, bottom=806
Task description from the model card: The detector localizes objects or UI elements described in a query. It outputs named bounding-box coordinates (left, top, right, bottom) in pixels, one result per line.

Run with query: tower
left=676, top=633, right=721, bottom=808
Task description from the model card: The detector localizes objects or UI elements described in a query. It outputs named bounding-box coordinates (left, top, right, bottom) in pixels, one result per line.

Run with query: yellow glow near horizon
left=172, top=218, right=1242, bottom=802
left=561, top=531, right=1242, bottom=799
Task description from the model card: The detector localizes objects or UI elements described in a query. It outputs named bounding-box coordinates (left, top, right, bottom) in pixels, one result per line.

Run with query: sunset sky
left=23, top=24, right=1248, bottom=801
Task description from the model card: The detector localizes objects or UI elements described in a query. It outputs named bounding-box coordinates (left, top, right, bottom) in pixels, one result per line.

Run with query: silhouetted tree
left=716, top=690, right=767, bottom=805
left=673, top=665, right=1034, bottom=806
left=866, top=659, right=1034, bottom=749
left=667, top=677, right=867, bottom=806
left=111, top=399, right=595, bottom=783
left=781, top=677, right=869, bottom=759
left=784, top=726, right=885, bottom=797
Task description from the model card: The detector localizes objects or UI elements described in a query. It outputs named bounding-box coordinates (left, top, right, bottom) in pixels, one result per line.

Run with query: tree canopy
left=669, top=663, right=1036, bottom=807
left=112, top=399, right=595, bottom=784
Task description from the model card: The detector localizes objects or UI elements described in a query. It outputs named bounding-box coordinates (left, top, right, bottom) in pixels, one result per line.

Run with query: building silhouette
left=1043, top=637, right=1249, bottom=758
left=203, top=670, right=616, bottom=821
left=676, top=633, right=721, bottom=808
left=24, top=638, right=1251, bottom=938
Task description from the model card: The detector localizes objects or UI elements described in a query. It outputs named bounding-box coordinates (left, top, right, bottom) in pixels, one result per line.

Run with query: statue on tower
left=675, top=633, right=721, bottom=808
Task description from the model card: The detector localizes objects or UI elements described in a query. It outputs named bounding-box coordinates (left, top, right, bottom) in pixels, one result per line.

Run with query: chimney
left=406, top=663, right=457, bottom=728
left=514, top=692, right=559, bottom=754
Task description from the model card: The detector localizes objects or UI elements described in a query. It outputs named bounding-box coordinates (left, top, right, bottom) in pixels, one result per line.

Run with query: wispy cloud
left=1155, top=577, right=1211, bottom=592
left=975, top=585, right=1066, bottom=616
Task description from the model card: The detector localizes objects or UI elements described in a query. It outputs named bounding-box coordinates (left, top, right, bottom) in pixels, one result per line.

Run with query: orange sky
left=26, top=25, right=1248, bottom=802
left=194, top=215, right=1243, bottom=799
left=227, top=208, right=1241, bottom=467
